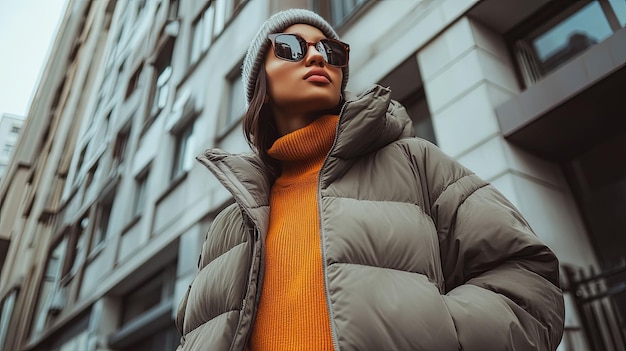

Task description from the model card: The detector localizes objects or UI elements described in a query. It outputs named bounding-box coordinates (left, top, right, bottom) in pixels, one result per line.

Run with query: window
left=85, top=161, right=99, bottom=192
left=611, top=0, right=626, bottom=25
left=91, top=95, right=103, bottom=129
left=154, top=66, right=172, bottom=113
left=69, top=216, right=89, bottom=275
left=10, top=126, right=20, bottom=134
left=133, top=169, right=149, bottom=217
left=315, top=0, right=369, bottom=26
left=172, top=122, right=195, bottom=179
left=222, top=68, right=244, bottom=132
left=168, top=0, right=179, bottom=20
left=512, top=0, right=626, bottom=87
left=136, top=0, right=147, bottom=17
left=120, top=326, right=179, bottom=351
left=121, top=275, right=164, bottom=325
left=113, top=59, right=126, bottom=96
left=112, top=127, right=130, bottom=167
left=30, top=239, right=66, bottom=337
left=233, top=0, right=248, bottom=12
left=75, top=145, right=88, bottom=181
left=103, top=112, right=111, bottom=142
left=93, top=199, right=113, bottom=248
left=125, top=63, right=143, bottom=99
left=214, top=0, right=229, bottom=36
left=189, top=0, right=244, bottom=65
left=49, top=329, right=88, bottom=351
left=109, top=265, right=177, bottom=351
left=0, top=289, right=18, bottom=349
left=149, top=41, right=174, bottom=118
left=191, top=4, right=215, bottom=64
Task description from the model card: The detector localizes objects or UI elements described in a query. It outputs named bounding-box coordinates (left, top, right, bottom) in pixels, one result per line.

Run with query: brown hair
left=243, top=68, right=281, bottom=177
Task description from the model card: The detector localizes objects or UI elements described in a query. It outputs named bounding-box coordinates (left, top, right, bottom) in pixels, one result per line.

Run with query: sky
left=0, top=0, right=69, bottom=119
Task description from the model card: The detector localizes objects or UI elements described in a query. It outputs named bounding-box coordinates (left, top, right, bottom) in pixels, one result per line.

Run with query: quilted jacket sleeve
left=410, top=139, right=565, bottom=351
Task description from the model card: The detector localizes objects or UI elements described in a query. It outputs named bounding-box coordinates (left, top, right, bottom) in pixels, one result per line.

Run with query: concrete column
left=417, top=17, right=597, bottom=268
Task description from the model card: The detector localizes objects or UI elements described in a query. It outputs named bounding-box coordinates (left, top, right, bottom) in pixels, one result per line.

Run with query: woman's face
left=264, top=24, right=343, bottom=120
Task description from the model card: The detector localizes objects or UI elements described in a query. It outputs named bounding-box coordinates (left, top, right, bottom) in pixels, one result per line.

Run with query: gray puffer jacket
left=176, top=85, right=565, bottom=351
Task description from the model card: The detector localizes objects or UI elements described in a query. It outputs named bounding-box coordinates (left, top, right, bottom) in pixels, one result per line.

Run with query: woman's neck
left=273, top=111, right=317, bottom=136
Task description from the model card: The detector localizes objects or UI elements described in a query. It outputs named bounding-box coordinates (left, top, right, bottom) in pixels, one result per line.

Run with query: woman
left=176, top=8, right=565, bottom=351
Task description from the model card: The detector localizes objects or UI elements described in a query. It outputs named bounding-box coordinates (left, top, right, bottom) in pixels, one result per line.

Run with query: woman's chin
left=277, top=95, right=340, bottom=112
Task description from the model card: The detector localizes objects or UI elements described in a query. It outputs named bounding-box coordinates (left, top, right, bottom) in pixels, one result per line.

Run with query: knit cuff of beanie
left=241, top=8, right=350, bottom=107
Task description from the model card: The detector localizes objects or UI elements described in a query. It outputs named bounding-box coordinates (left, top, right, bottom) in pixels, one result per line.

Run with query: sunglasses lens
left=274, top=34, right=306, bottom=61
left=318, top=39, right=348, bottom=67
left=272, top=34, right=348, bottom=67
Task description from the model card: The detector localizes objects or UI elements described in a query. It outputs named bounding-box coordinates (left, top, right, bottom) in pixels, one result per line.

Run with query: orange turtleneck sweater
left=249, top=115, right=339, bottom=351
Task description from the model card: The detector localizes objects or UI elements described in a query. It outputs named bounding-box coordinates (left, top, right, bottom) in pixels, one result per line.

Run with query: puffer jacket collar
left=196, top=84, right=413, bottom=218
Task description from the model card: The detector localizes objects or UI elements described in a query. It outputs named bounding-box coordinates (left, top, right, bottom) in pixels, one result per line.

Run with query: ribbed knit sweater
left=249, top=115, right=339, bottom=351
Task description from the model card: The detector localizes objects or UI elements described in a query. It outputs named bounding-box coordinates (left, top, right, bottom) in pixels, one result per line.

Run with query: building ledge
left=496, top=28, right=626, bottom=161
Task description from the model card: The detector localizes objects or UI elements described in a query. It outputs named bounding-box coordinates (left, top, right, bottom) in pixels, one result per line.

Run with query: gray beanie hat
left=242, top=8, right=350, bottom=106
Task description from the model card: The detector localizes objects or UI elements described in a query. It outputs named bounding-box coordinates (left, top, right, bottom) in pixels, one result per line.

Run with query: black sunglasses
left=267, top=33, right=350, bottom=67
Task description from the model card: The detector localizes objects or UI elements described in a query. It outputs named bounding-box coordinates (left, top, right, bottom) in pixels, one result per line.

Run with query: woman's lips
left=305, top=75, right=331, bottom=83
left=304, top=68, right=331, bottom=83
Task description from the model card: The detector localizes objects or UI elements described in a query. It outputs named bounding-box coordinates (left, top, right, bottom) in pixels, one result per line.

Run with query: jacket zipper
left=317, top=85, right=379, bottom=349
left=317, top=98, right=352, bottom=351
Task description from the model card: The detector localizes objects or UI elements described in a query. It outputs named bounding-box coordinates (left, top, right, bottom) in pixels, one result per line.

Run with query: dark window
left=120, top=265, right=175, bottom=325
left=511, top=0, right=626, bottom=87
left=222, top=66, right=244, bottom=133
left=133, top=169, right=149, bottom=217
left=85, top=160, right=99, bottom=191
left=30, top=239, right=67, bottom=337
left=172, top=122, right=194, bottom=179
left=93, top=199, right=113, bottom=248
left=137, top=0, right=147, bottom=16
left=0, top=289, right=18, bottom=349
left=76, top=145, right=88, bottom=177
left=190, top=0, right=247, bottom=65
left=112, top=127, right=130, bottom=167
left=112, top=265, right=177, bottom=351
left=125, top=64, right=143, bottom=99
left=68, top=216, right=89, bottom=276
left=315, top=0, right=369, bottom=27
left=168, top=0, right=179, bottom=20
left=149, top=41, right=174, bottom=118
left=121, top=326, right=179, bottom=351
left=190, top=4, right=215, bottom=64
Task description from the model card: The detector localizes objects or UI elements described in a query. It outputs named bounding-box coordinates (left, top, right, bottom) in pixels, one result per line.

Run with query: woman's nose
left=305, top=45, right=325, bottom=66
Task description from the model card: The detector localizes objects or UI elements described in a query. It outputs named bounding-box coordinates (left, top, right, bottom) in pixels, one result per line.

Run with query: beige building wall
left=0, top=0, right=114, bottom=349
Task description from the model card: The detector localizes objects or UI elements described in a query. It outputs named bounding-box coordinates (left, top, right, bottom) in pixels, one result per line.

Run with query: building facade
left=0, top=0, right=624, bottom=350
left=0, top=113, right=24, bottom=183
left=0, top=113, right=24, bottom=286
